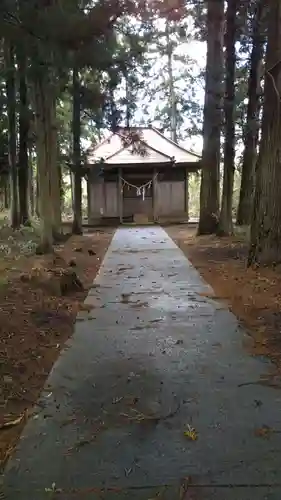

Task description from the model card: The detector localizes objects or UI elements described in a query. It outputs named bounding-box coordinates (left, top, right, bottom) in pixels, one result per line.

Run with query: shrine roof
left=86, top=127, right=201, bottom=166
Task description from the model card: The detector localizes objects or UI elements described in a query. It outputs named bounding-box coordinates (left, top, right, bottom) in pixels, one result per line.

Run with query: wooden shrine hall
left=86, top=126, right=201, bottom=224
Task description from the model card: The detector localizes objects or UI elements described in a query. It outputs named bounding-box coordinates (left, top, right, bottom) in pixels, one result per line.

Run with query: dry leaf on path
left=254, top=425, right=273, bottom=438
left=184, top=424, right=198, bottom=441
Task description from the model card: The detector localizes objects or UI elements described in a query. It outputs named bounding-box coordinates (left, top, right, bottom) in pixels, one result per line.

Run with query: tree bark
left=72, top=66, right=83, bottom=235
left=49, top=95, right=62, bottom=238
left=198, top=0, right=224, bottom=235
left=217, top=0, right=237, bottom=236
left=4, top=179, right=10, bottom=209
left=17, top=45, right=30, bottom=226
left=236, top=0, right=266, bottom=226
left=29, top=154, right=35, bottom=216
left=35, top=166, right=40, bottom=217
left=248, top=1, right=281, bottom=266
left=34, top=73, right=54, bottom=252
left=70, top=169, right=74, bottom=209
left=4, top=41, right=19, bottom=229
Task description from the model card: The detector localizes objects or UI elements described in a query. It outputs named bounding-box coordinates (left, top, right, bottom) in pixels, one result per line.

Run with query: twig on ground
left=120, top=401, right=180, bottom=425
left=0, top=413, right=25, bottom=431
left=238, top=381, right=281, bottom=389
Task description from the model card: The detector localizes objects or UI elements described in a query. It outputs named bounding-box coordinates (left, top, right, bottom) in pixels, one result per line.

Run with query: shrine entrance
left=121, top=171, right=156, bottom=222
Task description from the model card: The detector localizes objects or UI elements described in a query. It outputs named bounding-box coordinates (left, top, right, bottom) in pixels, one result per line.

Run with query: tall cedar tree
left=236, top=0, right=265, bottom=226
left=72, top=65, right=82, bottom=235
left=4, top=40, right=19, bottom=228
left=248, top=1, right=281, bottom=265
left=217, top=0, right=238, bottom=236
left=198, top=0, right=224, bottom=235
left=17, top=45, right=30, bottom=226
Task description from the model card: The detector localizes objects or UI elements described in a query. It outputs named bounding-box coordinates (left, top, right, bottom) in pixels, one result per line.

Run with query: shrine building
left=86, top=126, right=201, bottom=225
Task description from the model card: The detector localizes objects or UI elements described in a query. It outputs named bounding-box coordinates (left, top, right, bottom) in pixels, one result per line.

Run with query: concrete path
left=2, top=227, right=281, bottom=499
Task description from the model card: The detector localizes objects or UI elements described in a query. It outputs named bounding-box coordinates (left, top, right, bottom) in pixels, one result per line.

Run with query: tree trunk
left=4, top=179, right=10, bottom=209
left=217, top=0, right=237, bottom=236
left=4, top=41, right=19, bottom=229
left=17, top=45, right=30, bottom=226
left=248, top=1, right=281, bottom=266
left=72, top=66, right=83, bottom=235
left=166, top=20, right=177, bottom=143
left=198, top=0, right=224, bottom=235
left=49, top=96, right=62, bottom=238
left=33, top=73, right=53, bottom=252
left=70, top=168, right=74, bottom=209
left=29, top=155, right=35, bottom=216
left=236, top=0, right=266, bottom=226
left=35, top=166, right=40, bottom=217
left=28, top=149, right=36, bottom=216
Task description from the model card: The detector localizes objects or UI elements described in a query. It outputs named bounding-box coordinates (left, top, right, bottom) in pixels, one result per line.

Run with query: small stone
left=254, top=399, right=263, bottom=407
left=4, top=375, right=13, bottom=384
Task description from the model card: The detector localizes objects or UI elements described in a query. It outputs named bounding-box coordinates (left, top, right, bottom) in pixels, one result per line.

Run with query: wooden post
left=184, top=168, right=189, bottom=220
left=153, top=168, right=158, bottom=222
left=87, top=172, right=91, bottom=224
left=118, top=167, right=123, bottom=223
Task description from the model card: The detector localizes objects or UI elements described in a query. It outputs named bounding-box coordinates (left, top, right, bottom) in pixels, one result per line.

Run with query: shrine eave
left=86, top=160, right=202, bottom=171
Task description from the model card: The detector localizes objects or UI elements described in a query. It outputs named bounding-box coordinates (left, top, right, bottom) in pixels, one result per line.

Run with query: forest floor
left=167, top=225, right=281, bottom=369
left=0, top=219, right=114, bottom=469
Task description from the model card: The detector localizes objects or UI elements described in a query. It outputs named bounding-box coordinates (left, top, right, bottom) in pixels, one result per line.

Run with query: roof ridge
left=150, top=127, right=201, bottom=159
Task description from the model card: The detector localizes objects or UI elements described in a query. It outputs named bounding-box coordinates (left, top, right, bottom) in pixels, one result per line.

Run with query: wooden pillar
left=118, top=167, right=123, bottom=223
left=86, top=172, right=91, bottom=223
left=102, top=177, right=106, bottom=217
left=153, top=168, right=158, bottom=222
left=184, top=168, right=189, bottom=220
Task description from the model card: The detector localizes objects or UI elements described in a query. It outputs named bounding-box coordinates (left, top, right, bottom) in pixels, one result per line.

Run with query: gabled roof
left=87, top=126, right=201, bottom=166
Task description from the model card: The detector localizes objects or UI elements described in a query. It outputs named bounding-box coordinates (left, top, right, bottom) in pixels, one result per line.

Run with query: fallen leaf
left=184, top=424, right=198, bottom=441
left=254, top=425, right=273, bottom=438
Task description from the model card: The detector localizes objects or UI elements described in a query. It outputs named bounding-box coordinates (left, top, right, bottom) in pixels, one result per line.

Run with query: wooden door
left=122, top=177, right=153, bottom=218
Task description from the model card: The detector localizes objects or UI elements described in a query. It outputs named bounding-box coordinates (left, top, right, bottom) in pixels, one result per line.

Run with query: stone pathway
left=2, top=227, right=281, bottom=499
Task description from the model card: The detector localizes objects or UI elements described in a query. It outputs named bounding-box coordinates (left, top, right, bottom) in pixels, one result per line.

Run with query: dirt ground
left=0, top=224, right=114, bottom=468
left=167, top=225, right=281, bottom=369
